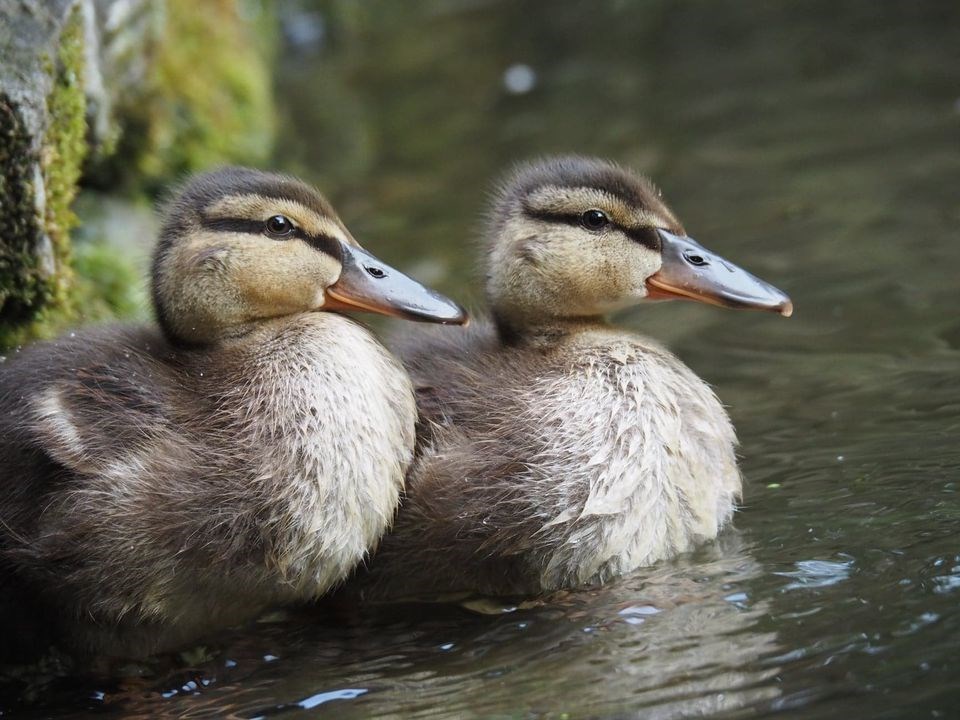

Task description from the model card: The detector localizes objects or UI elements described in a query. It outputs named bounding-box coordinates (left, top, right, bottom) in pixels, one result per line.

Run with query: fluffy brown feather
left=343, top=157, right=742, bottom=600
left=0, top=169, right=417, bottom=658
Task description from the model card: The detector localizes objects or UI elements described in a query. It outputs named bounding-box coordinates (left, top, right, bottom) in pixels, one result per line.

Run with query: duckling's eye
left=580, top=209, right=609, bottom=231
left=265, top=214, right=294, bottom=237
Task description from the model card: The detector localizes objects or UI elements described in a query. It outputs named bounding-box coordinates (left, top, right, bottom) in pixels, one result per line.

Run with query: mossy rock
left=0, top=0, right=276, bottom=350
left=0, top=1, right=88, bottom=348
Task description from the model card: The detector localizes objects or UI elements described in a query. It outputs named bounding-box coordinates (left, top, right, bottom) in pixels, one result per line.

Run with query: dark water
left=4, top=0, right=959, bottom=717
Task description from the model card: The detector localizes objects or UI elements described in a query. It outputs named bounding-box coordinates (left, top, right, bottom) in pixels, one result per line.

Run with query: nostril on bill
left=365, top=265, right=387, bottom=279
left=684, top=252, right=707, bottom=266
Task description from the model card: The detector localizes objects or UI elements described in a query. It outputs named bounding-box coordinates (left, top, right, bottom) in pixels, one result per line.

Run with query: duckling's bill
left=325, top=243, right=468, bottom=325
left=646, top=230, right=793, bottom=317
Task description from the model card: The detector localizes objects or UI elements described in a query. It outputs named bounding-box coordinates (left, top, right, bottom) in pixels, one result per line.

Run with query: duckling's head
left=152, top=167, right=466, bottom=344
left=485, top=156, right=791, bottom=338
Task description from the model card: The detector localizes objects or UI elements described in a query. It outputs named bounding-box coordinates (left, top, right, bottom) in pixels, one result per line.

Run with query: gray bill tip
left=651, top=230, right=794, bottom=317
left=410, top=294, right=469, bottom=325
left=332, top=242, right=470, bottom=325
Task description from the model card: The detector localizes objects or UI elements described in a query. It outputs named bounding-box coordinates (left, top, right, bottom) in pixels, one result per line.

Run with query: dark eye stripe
left=522, top=208, right=587, bottom=228
left=305, top=233, right=343, bottom=261
left=522, top=208, right=661, bottom=250
left=203, top=217, right=281, bottom=235
left=622, top=227, right=661, bottom=250
left=200, top=217, right=343, bottom=259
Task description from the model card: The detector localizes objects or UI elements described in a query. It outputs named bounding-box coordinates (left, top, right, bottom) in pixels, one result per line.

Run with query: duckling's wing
left=30, top=362, right=173, bottom=476
left=0, top=327, right=180, bottom=480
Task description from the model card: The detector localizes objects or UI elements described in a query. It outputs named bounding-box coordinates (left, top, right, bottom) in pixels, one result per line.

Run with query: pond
left=3, top=0, right=959, bottom=717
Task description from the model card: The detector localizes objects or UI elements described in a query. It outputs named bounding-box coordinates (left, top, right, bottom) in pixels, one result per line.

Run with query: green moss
left=51, top=16, right=151, bottom=331
left=0, top=7, right=88, bottom=350
left=0, top=99, right=43, bottom=326
left=103, top=0, right=275, bottom=191
left=41, top=7, right=87, bottom=304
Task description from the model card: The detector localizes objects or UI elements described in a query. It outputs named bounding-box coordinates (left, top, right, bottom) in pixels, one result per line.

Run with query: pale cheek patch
left=234, top=242, right=340, bottom=316
left=620, top=237, right=663, bottom=292
left=189, top=245, right=230, bottom=273
left=517, top=238, right=544, bottom=264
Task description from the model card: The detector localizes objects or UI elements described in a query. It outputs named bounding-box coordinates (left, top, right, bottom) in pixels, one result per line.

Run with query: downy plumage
left=0, top=167, right=466, bottom=658
left=347, top=156, right=791, bottom=599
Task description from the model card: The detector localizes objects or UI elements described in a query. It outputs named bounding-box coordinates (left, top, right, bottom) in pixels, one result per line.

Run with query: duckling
left=346, top=156, right=791, bottom=599
left=0, top=167, right=466, bottom=658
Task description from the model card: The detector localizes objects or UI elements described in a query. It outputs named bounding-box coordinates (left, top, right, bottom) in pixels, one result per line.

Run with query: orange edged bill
left=646, top=230, right=793, bottom=317
left=325, top=243, right=468, bottom=325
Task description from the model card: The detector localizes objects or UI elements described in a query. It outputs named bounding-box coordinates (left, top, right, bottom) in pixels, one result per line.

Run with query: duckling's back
left=351, top=320, right=741, bottom=599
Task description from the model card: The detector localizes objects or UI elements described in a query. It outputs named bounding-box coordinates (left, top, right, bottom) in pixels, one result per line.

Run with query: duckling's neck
left=493, top=312, right=610, bottom=349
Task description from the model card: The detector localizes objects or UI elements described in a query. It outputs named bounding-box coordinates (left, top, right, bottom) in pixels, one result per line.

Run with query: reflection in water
left=39, top=536, right=780, bottom=719
left=3, top=0, right=959, bottom=717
